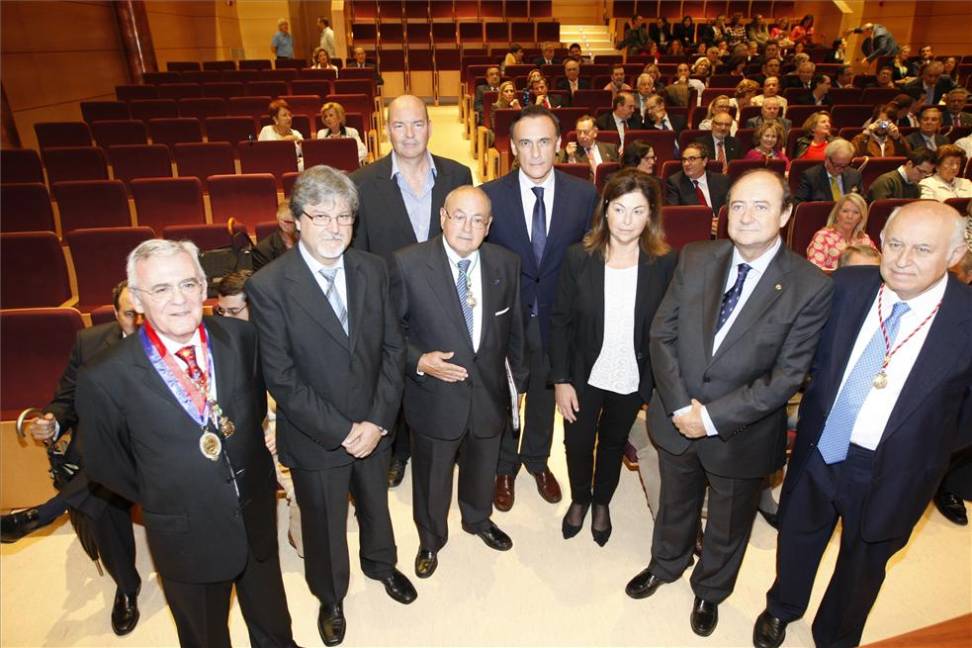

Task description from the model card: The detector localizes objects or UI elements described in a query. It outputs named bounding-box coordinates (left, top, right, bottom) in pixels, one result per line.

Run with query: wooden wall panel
left=144, top=0, right=242, bottom=69
left=911, top=1, right=972, bottom=56
left=234, top=0, right=290, bottom=61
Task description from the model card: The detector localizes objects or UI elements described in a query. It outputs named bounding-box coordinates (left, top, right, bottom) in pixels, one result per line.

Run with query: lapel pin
left=775, top=284, right=782, bottom=291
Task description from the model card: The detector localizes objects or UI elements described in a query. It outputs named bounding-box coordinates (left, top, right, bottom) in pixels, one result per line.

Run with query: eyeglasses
left=133, top=278, right=203, bottom=301
left=446, top=212, right=490, bottom=229
left=681, top=155, right=704, bottom=162
left=214, top=303, right=249, bottom=317
left=302, top=211, right=355, bottom=227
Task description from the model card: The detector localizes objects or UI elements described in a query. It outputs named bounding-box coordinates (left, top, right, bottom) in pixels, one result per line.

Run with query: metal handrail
left=428, top=0, right=439, bottom=104
left=400, top=1, right=410, bottom=94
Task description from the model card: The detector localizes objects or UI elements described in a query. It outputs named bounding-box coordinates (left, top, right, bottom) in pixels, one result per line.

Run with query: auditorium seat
left=34, top=122, right=92, bottom=149
left=831, top=105, right=873, bottom=129
left=88, top=304, right=117, bottom=326
left=65, top=227, right=155, bottom=312
left=0, top=308, right=85, bottom=420
left=162, top=221, right=248, bottom=251
left=661, top=205, right=717, bottom=249
left=132, top=177, right=206, bottom=234
left=147, top=117, right=204, bottom=150
left=299, top=68, right=338, bottom=81
left=246, top=81, right=288, bottom=98
left=91, top=120, right=149, bottom=148
left=107, top=144, right=173, bottom=186
left=866, top=198, right=913, bottom=241
left=569, top=89, right=613, bottom=111
left=239, top=59, right=272, bottom=70
left=178, top=97, right=228, bottom=122
left=282, top=172, right=299, bottom=197
left=52, top=180, right=131, bottom=233
left=854, top=156, right=906, bottom=193
left=262, top=69, right=298, bottom=82
left=788, top=159, right=822, bottom=197
left=553, top=163, right=591, bottom=181
left=116, top=84, right=158, bottom=101
left=173, top=142, right=236, bottom=190
left=290, top=80, right=331, bottom=98
left=144, top=71, right=180, bottom=84
left=727, top=158, right=770, bottom=184
left=228, top=96, right=273, bottom=118
left=787, top=201, right=833, bottom=255
left=945, top=197, right=970, bottom=213
left=333, top=79, right=374, bottom=98
left=208, top=174, right=278, bottom=230
left=204, top=116, right=257, bottom=147
left=301, top=138, right=360, bottom=172
left=80, top=101, right=131, bottom=123
left=202, top=82, right=245, bottom=99
left=626, top=130, right=678, bottom=164
left=0, top=183, right=55, bottom=233
left=156, top=83, right=203, bottom=100
left=182, top=70, right=222, bottom=84
left=130, top=99, right=180, bottom=121
left=0, top=232, right=71, bottom=308
left=238, top=140, right=298, bottom=184
left=42, top=147, right=109, bottom=184
left=325, top=94, right=374, bottom=130
left=594, top=162, right=621, bottom=193
left=280, top=95, right=323, bottom=120
left=0, top=149, right=44, bottom=184
left=203, top=60, right=236, bottom=71
left=254, top=221, right=278, bottom=241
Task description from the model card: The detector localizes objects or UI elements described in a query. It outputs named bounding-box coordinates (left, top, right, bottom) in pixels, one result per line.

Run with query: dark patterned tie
left=456, top=259, right=474, bottom=341
left=716, top=263, right=752, bottom=332
left=319, top=267, right=349, bottom=335
left=174, top=345, right=203, bottom=382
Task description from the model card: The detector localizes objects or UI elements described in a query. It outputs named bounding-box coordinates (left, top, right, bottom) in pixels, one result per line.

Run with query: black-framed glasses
left=214, top=303, right=249, bottom=317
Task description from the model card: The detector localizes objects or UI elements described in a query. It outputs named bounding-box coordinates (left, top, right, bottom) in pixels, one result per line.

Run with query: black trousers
left=649, top=442, right=763, bottom=603
left=412, top=430, right=501, bottom=552
left=563, top=385, right=643, bottom=506
left=391, top=409, right=412, bottom=463
left=497, top=315, right=555, bottom=476
left=767, top=446, right=910, bottom=648
left=940, top=445, right=972, bottom=499
left=291, top=447, right=398, bottom=606
left=160, top=543, right=295, bottom=648
left=89, top=496, right=140, bottom=596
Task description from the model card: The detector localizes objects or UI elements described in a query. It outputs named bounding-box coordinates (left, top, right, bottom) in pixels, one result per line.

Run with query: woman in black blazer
left=549, top=169, right=677, bottom=546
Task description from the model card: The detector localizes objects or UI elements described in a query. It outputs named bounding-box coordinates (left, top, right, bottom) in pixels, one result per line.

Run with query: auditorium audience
left=747, top=14, right=769, bottom=45
left=783, top=61, right=816, bottom=91
left=806, top=193, right=877, bottom=271
left=867, top=148, right=936, bottom=201
left=533, top=42, right=559, bottom=67
left=473, top=66, right=501, bottom=124
left=732, top=80, right=760, bottom=112
left=891, top=44, right=912, bottom=80
left=750, top=56, right=780, bottom=86
left=942, top=56, right=960, bottom=89
left=672, top=15, right=696, bottom=49
left=501, top=43, right=523, bottom=74
left=744, top=121, right=790, bottom=168
left=604, top=65, right=633, bottom=99
left=893, top=93, right=920, bottom=127
left=557, top=114, right=618, bottom=177
left=311, top=47, right=338, bottom=73
left=751, top=76, right=789, bottom=113
left=528, top=76, right=563, bottom=108
left=642, top=94, right=685, bottom=137
left=596, top=92, right=641, bottom=146
left=789, top=14, right=815, bottom=46
left=318, top=101, right=368, bottom=165
left=258, top=99, right=303, bottom=142
left=920, top=145, right=972, bottom=201
left=621, top=140, right=657, bottom=175
left=791, top=75, right=833, bottom=107
left=556, top=58, right=590, bottom=99
left=902, top=61, right=951, bottom=105
left=696, top=111, right=740, bottom=171
left=698, top=95, right=737, bottom=134
left=905, top=106, right=948, bottom=152
left=649, top=17, right=672, bottom=49
left=850, top=106, right=910, bottom=157
left=794, top=138, right=863, bottom=202
left=871, top=66, right=897, bottom=89
left=942, top=88, right=972, bottom=127
left=253, top=201, right=298, bottom=272
left=491, top=81, right=522, bottom=127
left=793, top=111, right=833, bottom=160
left=745, top=95, right=791, bottom=135
left=634, top=74, right=656, bottom=116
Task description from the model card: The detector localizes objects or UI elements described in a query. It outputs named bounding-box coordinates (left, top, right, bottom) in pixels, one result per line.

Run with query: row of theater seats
left=140, top=67, right=370, bottom=86
left=114, top=79, right=375, bottom=102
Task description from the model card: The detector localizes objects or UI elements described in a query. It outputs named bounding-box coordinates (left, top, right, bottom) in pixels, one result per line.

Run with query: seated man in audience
left=556, top=114, right=619, bottom=177
left=643, top=93, right=686, bottom=135
left=665, top=142, right=730, bottom=213
left=867, top=148, right=936, bottom=201
left=791, top=75, right=833, bottom=107
left=837, top=244, right=881, bottom=268
left=850, top=106, right=910, bottom=157
left=893, top=93, right=920, bottom=127
left=745, top=96, right=792, bottom=136
left=533, top=42, right=559, bottom=67
left=749, top=57, right=781, bottom=87
left=474, top=67, right=502, bottom=126
left=694, top=112, right=740, bottom=172
left=567, top=42, right=591, bottom=65
left=942, top=88, right=972, bottom=128
left=782, top=61, right=816, bottom=91
left=868, top=66, right=897, bottom=89
left=634, top=74, right=656, bottom=116
left=596, top=92, right=641, bottom=146
left=253, top=201, right=298, bottom=272
left=834, top=65, right=855, bottom=89
left=902, top=61, right=951, bottom=105
left=794, top=138, right=863, bottom=203
left=604, top=65, right=633, bottom=99
left=905, top=106, right=948, bottom=152
left=348, top=46, right=384, bottom=85
left=528, top=76, right=564, bottom=108
left=555, top=58, right=590, bottom=103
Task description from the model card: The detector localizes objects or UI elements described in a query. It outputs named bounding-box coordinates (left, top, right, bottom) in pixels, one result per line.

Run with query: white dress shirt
left=614, top=114, right=627, bottom=144
left=843, top=277, right=946, bottom=450
left=299, top=240, right=348, bottom=324
left=159, top=327, right=218, bottom=403
left=588, top=265, right=640, bottom=394
left=518, top=168, right=555, bottom=240
left=442, top=237, right=483, bottom=352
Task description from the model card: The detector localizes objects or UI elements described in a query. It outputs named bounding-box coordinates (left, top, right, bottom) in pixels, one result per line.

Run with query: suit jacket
left=350, top=154, right=473, bottom=263
left=665, top=170, right=730, bottom=212
left=390, top=237, right=527, bottom=440
left=252, top=229, right=292, bottom=272
left=532, top=56, right=559, bottom=67
left=596, top=111, right=643, bottom=134
left=549, top=244, right=677, bottom=402
left=904, top=131, right=948, bottom=153
left=745, top=115, right=793, bottom=134
left=693, top=134, right=741, bottom=163
left=789, top=91, right=833, bottom=107
left=644, top=112, right=687, bottom=135
left=474, top=83, right=500, bottom=116
left=556, top=141, right=619, bottom=166
left=482, top=169, right=599, bottom=349
left=648, top=240, right=833, bottom=478
left=77, top=316, right=276, bottom=583
left=649, top=23, right=672, bottom=44
left=901, top=77, right=953, bottom=105
left=780, top=267, right=972, bottom=541
left=555, top=77, right=591, bottom=100
left=943, top=111, right=972, bottom=127
left=867, top=168, right=921, bottom=201
left=246, top=247, right=405, bottom=470
left=794, top=164, right=864, bottom=203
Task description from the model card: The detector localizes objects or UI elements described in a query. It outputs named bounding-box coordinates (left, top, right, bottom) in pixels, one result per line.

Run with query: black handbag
left=199, top=220, right=254, bottom=297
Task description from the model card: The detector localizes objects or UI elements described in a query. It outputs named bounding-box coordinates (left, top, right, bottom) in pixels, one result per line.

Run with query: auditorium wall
left=143, top=0, right=243, bottom=70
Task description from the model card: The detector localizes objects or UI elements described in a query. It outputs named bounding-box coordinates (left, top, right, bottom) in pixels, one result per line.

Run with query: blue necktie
left=531, top=186, right=547, bottom=265
left=456, top=259, right=474, bottom=341
left=716, top=263, right=751, bottom=332
left=817, top=301, right=910, bottom=464
left=319, top=267, right=348, bottom=336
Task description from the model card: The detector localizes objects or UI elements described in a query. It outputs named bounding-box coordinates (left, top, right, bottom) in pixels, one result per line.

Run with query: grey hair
left=290, top=164, right=360, bottom=221
left=881, top=202, right=967, bottom=249
left=825, top=137, right=854, bottom=159
left=126, top=238, right=205, bottom=290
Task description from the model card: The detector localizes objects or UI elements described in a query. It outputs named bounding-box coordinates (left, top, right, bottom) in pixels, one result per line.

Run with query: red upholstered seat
left=238, top=140, right=298, bottom=185
left=34, top=122, right=92, bottom=148
left=301, top=138, right=360, bottom=172
left=204, top=116, right=257, bottom=148
left=147, top=118, right=204, bottom=150
left=0, top=148, right=44, bottom=184
left=853, top=156, right=906, bottom=193
left=107, top=144, right=173, bottom=186
left=173, top=142, right=236, bottom=190
left=228, top=96, right=273, bottom=118
left=208, top=174, right=279, bottom=230
left=246, top=81, right=288, bottom=98
left=52, top=180, right=131, bottom=234
left=282, top=172, right=299, bottom=197
left=156, top=83, right=203, bottom=100
left=162, top=221, right=248, bottom=251
left=553, top=163, right=591, bottom=181
left=177, top=97, right=228, bottom=121
left=81, top=101, right=131, bottom=123
left=202, top=82, right=245, bottom=99
left=867, top=199, right=914, bottom=242
left=254, top=221, right=278, bottom=241
left=42, top=147, right=108, bottom=184
left=88, top=304, right=117, bottom=326
left=132, top=177, right=206, bottom=234
left=129, top=99, right=179, bottom=121
left=625, top=130, right=678, bottom=164
left=661, top=205, right=716, bottom=249
left=116, top=84, right=158, bottom=101
left=787, top=159, right=821, bottom=197
left=787, top=200, right=834, bottom=255
left=66, top=227, right=155, bottom=312
left=1, top=232, right=71, bottom=308
left=0, top=183, right=56, bottom=233
left=594, top=162, right=621, bottom=193
left=91, top=120, right=149, bottom=148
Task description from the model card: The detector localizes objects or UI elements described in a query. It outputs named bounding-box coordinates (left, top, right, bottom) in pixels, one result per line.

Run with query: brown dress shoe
left=494, top=475, right=515, bottom=511
left=533, top=468, right=562, bottom=503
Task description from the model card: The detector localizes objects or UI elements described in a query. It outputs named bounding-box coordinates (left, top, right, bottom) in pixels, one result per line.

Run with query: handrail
left=374, top=2, right=383, bottom=77
left=400, top=1, right=411, bottom=94
left=429, top=0, right=439, bottom=104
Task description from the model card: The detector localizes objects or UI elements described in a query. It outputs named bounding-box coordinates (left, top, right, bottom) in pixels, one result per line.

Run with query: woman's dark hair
left=583, top=168, right=669, bottom=259
left=800, top=14, right=814, bottom=27
left=621, top=140, right=655, bottom=168
left=510, top=43, right=522, bottom=54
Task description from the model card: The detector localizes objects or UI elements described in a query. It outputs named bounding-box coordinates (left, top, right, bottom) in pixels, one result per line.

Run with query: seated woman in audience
left=744, top=121, right=790, bottom=168
left=317, top=101, right=368, bottom=165
left=920, top=145, right=972, bottom=201
left=769, top=17, right=793, bottom=47
left=311, top=47, right=339, bottom=74
left=699, top=94, right=738, bottom=135
left=258, top=99, right=303, bottom=143
left=891, top=45, right=912, bottom=82
left=550, top=168, right=676, bottom=547
left=731, top=79, right=760, bottom=112
left=690, top=57, right=713, bottom=85
left=668, top=39, right=685, bottom=56
left=871, top=66, right=897, bottom=89
left=672, top=15, right=696, bottom=49
left=751, top=76, right=789, bottom=113
left=501, top=43, right=524, bottom=74
left=621, top=140, right=656, bottom=175
left=826, top=37, right=847, bottom=63
left=851, top=104, right=910, bottom=157
left=789, top=15, right=815, bottom=46
left=491, top=81, right=522, bottom=128
left=793, top=111, right=833, bottom=160
left=806, top=193, right=878, bottom=272
left=726, top=55, right=748, bottom=77
left=641, top=64, right=666, bottom=94
left=747, top=14, right=769, bottom=46
left=942, top=57, right=960, bottom=89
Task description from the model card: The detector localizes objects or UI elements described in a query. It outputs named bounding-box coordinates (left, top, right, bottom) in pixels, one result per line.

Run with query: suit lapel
left=428, top=156, right=448, bottom=239
left=344, top=251, right=367, bottom=355
left=478, top=245, right=503, bottom=350
left=702, top=243, right=732, bottom=361
left=425, top=237, right=475, bottom=351
left=205, top=317, right=235, bottom=406
left=501, top=172, right=537, bottom=275
left=131, top=341, right=186, bottom=409
left=589, top=254, right=607, bottom=346
left=543, top=172, right=572, bottom=272
left=633, top=251, right=651, bottom=344
left=285, top=249, right=350, bottom=351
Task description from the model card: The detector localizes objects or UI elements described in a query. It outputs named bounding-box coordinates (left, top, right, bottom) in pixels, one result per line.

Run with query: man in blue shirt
left=271, top=18, right=294, bottom=59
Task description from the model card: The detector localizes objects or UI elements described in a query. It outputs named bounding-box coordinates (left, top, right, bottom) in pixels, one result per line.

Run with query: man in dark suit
left=78, top=240, right=296, bottom=648
left=665, top=142, right=730, bottom=213
left=482, top=105, right=599, bottom=512
left=555, top=58, right=590, bottom=103
left=749, top=57, right=781, bottom=87
left=556, top=114, right=619, bottom=177
left=790, top=74, right=834, bottom=107
left=905, top=106, right=949, bottom=152
left=6, top=282, right=141, bottom=636
left=754, top=201, right=972, bottom=648
left=252, top=202, right=298, bottom=272
left=350, top=94, right=473, bottom=487
left=527, top=77, right=565, bottom=109
left=782, top=61, right=816, bottom=91
left=532, top=42, right=559, bottom=67
left=695, top=112, right=740, bottom=171
left=794, top=138, right=864, bottom=203
left=901, top=61, right=952, bottom=106
left=867, top=148, right=936, bottom=201
left=474, top=67, right=502, bottom=125
left=744, top=96, right=792, bottom=136
left=643, top=94, right=686, bottom=135
left=596, top=92, right=642, bottom=146
left=349, top=45, right=383, bottom=85
left=942, top=88, right=972, bottom=127
left=247, top=166, right=416, bottom=646
left=625, top=169, right=832, bottom=637
left=391, top=186, right=528, bottom=578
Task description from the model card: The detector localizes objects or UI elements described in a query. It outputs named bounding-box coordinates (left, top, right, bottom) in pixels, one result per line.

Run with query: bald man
left=755, top=201, right=972, bottom=648
left=351, top=95, right=473, bottom=487
left=390, top=186, right=528, bottom=578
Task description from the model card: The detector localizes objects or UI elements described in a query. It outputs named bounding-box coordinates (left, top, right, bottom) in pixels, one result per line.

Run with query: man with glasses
left=665, top=142, right=730, bottom=213
left=695, top=113, right=740, bottom=173
left=557, top=114, right=619, bottom=178
left=867, top=148, right=937, bottom=201
left=794, top=138, right=864, bottom=203
left=389, top=185, right=528, bottom=579
left=247, top=165, right=416, bottom=647
left=78, top=240, right=297, bottom=648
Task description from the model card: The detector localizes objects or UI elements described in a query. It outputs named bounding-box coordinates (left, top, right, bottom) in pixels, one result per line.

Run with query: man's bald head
left=386, top=95, right=431, bottom=161
left=387, top=94, right=430, bottom=123
left=444, top=185, right=491, bottom=216
left=880, top=201, right=967, bottom=300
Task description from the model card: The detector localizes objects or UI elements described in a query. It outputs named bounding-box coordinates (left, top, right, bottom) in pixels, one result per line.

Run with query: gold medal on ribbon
left=199, top=431, right=222, bottom=461
left=872, top=371, right=888, bottom=390
left=219, top=416, right=236, bottom=438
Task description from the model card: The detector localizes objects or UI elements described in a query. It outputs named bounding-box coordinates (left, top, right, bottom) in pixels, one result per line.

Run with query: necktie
left=174, top=345, right=203, bottom=382
left=829, top=174, right=842, bottom=201
left=924, top=136, right=937, bottom=151
left=716, top=139, right=727, bottom=170
left=319, top=267, right=349, bottom=335
left=662, top=118, right=670, bottom=130
left=693, top=180, right=708, bottom=207
left=530, top=186, right=547, bottom=265
left=456, top=259, right=474, bottom=341
left=817, top=301, right=910, bottom=463
left=716, top=263, right=751, bottom=332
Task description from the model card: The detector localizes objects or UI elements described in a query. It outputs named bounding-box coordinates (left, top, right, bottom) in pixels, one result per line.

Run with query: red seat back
left=107, top=144, right=173, bottom=186
left=625, top=130, right=678, bottom=164
left=162, top=222, right=248, bottom=251
left=116, top=84, right=158, bottom=101
left=202, top=82, right=245, bottom=99
left=788, top=201, right=834, bottom=255
left=302, top=138, right=360, bottom=172
left=147, top=118, right=203, bottom=150
left=0, top=183, right=55, bottom=233
left=866, top=199, right=914, bottom=242
left=0, top=149, right=44, bottom=184
left=238, top=140, right=298, bottom=184
left=81, top=101, right=131, bottom=123
left=132, top=177, right=206, bottom=234
left=594, top=162, right=622, bottom=193
left=66, top=227, right=155, bottom=311
left=91, top=120, right=149, bottom=148
left=0, top=232, right=70, bottom=308
left=34, top=122, right=92, bottom=148
left=157, top=83, right=203, bottom=100
left=661, top=205, right=716, bottom=249
left=173, top=142, right=236, bottom=190
left=208, top=174, right=279, bottom=230
left=130, top=99, right=179, bottom=121
left=204, top=116, right=257, bottom=147
left=52, top=180, right=131, bottom=233
left=177, top=97, right=228, bottom=121
left=42, top=147, right=109, bottom=184
left=553, top=163, right=591, bottom=181
left=228, top=96, right=273, bottom=118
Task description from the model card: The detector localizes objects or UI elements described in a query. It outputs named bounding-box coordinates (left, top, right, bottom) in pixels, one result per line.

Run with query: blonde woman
left=806, top=193, right=877, bottom=271
left=317, top=101, right=368, bottom=165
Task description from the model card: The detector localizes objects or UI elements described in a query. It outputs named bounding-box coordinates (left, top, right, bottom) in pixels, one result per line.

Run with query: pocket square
left=494, top=307, right=510, bottom=316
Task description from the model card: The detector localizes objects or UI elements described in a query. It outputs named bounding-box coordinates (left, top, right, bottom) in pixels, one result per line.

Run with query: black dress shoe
left=934, top=489, right=968, bottom=526
left=591, top=504, right=612, bottom=547
left=625, top=567, right=664, bottom=599
left=758, top=507, right=780, bottom=529
left=414, top=549, right=438, bottom=579
left=378, top=569, right=417, bottom=604
left=753, top=610, right=788, bottom=648
left=318, top=604, right=346, bottom=646
left=561, top=502, right=589, bottom=539
left=0, top=508, right=43, bottom=544
left=110, top=586, right=140, bottom=636
left=464, top=521, right=513, bottom=551
left=387, top=458, right=407, bottom=488
left=690, top=597, right=718, bottom=637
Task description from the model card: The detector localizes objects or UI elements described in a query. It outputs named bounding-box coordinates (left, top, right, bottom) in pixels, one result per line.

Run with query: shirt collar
left=390, top=150, right=437, bottom=180
left=156, top=327, right=202, bottom=357
left=731, top=235, right=781, bottom=274
left=442, top=235, right=480, bottom=269
left=298, top=239, right=345, bottom=276
left=690, top=172, right=708, bottom=188
left=518, top=167, right=555, bottom=193
left=896, top=166, right=912, bottom=184
left=882, top=272, right=948, bottom=315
